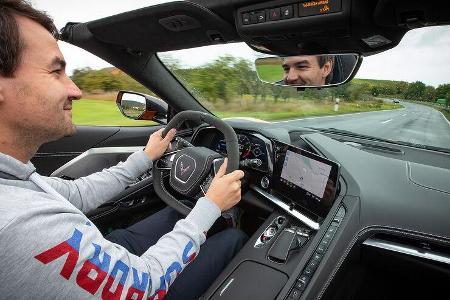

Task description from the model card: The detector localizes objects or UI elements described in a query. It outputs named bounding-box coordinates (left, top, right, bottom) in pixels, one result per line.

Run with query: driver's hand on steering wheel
left=144, top=128, right=177, bottom=161
left=206, top=158, right=245, bottom=212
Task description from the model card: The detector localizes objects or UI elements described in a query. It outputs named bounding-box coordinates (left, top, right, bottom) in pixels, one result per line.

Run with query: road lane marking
left=275, top=108, right=406, bottom=123
left=438, top=111, right=450, bottom=127
left=381, top=119, right=393, bottom=124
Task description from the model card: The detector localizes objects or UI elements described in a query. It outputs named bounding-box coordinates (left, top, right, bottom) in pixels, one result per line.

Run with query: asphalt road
left=275, top=101, right=450, bottom=149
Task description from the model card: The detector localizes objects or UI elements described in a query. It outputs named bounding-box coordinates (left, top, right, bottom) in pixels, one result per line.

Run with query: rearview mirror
left=255, top=54, right=361, bottom=88
left=116, top=91, right=168, bottom=124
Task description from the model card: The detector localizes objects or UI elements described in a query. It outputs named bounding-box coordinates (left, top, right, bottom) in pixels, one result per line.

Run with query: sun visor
left=84, top=1, right=238, bottom=53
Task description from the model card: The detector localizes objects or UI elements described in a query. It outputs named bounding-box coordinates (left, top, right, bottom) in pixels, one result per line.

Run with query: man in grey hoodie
left=0, top=1, right=246, bottom=299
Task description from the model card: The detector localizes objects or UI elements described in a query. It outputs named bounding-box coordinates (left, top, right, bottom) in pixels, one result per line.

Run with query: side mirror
left=116, top=91, right=168, bottom=124
left=255, top=54, right=362, bottom=88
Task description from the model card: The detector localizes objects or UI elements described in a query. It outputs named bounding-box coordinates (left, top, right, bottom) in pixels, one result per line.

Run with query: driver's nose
left=67, top=78, right=82, bottom=101
left=286, top=68, right=300, bottom=84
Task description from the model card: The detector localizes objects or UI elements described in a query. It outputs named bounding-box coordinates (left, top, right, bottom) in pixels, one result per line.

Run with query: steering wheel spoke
left=155, top=150, right=180, bottom=170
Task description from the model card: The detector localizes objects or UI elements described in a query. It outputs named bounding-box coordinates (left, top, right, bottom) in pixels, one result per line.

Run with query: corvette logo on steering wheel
left=180, top=162, right=191, bottom=175
left=174, top=154, right=196, bottom=184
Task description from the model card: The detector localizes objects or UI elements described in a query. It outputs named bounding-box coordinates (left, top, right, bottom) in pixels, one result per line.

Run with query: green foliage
left=404, top=81, right=427, bottom=101
left=256, top=64, right=284, bottom=82
left=435, top=84, right=450, bottom=107
left=71, top=67, right=154, bottom=95
left=72, top=57, right=447, bottom=112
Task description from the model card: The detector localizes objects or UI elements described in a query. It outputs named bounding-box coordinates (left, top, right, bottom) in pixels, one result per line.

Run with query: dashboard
left=191, top=126, right=340, bottom=226
left=194, top=121, right=450, bottom=300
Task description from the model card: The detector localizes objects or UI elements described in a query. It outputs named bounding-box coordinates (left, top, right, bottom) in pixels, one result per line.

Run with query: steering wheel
left=152, top=110, right=240, bottom=216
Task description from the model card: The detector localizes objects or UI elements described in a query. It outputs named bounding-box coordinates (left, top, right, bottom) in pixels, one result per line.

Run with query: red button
left=269, top=8, right=281, bottom=20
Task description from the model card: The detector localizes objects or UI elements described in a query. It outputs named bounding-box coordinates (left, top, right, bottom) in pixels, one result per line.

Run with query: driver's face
left=282, top=56, right=331, bottom=86
left=0, top=15, right=82, bottom=145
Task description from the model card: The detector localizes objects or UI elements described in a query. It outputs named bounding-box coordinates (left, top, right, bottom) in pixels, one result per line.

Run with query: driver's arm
left=42, top=128, right=176, bottom=213
left=0, top=149, right=243, bottom=299
left=0, top=189, right=219, bottom=299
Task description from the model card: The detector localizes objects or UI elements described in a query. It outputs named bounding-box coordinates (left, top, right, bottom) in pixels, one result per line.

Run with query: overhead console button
left=250, top=13, right=258, bottom=24
left=269, top=8, right=281, bottom=20
left=256, top=11, right=266, bottom=23
left=281, top=5, right=294, bottom=19
left=242, top=13, right=250, bottom=25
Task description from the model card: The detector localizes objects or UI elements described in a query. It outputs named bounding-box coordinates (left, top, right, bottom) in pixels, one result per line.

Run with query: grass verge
left=73, top=99, right=155, bottom=126
left=216, top=102, right=402, bottom=121
left=73, top=98, right=402, bottom=126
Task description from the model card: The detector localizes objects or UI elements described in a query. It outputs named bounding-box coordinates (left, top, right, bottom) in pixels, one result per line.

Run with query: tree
left=423, top=86, right=436, bottom=102
left=436, top=84, right=450, bottom=102
left=404, top=81, right=426, bottom=101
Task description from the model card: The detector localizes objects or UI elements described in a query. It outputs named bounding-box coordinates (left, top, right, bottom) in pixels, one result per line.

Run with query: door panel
left=32, top=125, right=162, bottom=175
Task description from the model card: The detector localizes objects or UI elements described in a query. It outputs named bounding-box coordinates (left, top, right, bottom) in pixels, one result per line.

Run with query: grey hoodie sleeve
left=43, top=150, right=153, bottom=213
left=0, top=186, right=221, bottom=300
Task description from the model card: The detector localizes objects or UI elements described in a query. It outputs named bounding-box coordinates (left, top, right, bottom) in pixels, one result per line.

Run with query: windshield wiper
left=306, top=127, right=450, bottom=154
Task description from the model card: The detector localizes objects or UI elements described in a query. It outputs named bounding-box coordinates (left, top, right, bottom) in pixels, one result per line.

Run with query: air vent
left=364, top=234, right=450, bottom=266
left=343, top=141, right=404, bottom=155
left=158, top=15, right=201, bottom=32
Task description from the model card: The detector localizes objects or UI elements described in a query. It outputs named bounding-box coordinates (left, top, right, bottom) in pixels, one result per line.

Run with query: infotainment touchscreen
left=273, top=141, right=340, bottom=219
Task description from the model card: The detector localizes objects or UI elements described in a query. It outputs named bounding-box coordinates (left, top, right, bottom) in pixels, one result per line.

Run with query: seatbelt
left=29, top=172, right=68, bottom=202
left=0, top=171, right=17, bottom=180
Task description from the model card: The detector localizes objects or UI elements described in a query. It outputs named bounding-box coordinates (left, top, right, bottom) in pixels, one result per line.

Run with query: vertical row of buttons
left=242, top=5, right=294, bottom=25
left=287, top=206, right=346, bottom=299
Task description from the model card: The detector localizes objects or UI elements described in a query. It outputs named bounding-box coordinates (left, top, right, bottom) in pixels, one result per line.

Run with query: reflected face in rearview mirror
left=255, top=54, right=360, bottom=88
left=282, top=55, right=333, bottom=86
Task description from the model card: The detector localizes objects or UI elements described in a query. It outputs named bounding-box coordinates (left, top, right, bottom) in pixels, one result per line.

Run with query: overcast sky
left=31, top=0, right=450, bottom=87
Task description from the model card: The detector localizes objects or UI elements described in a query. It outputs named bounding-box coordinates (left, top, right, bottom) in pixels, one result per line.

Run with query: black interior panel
left=32, top=125, right=161, bottom=176
left=86, top=1, right=238, bottom=53
left=208, top=261, right=288, bottom=300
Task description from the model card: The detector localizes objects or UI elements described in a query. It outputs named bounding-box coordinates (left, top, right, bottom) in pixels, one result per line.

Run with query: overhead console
left=234, top=0, right=447, bottom=56
left=236, top=0, right=352, bottom=55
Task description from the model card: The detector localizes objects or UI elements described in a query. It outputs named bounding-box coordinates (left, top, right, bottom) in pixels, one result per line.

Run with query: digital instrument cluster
left=212, top=132, right=269, bottom=170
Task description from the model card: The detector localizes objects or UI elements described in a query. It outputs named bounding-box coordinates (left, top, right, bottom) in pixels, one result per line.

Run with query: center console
left=201, top=141, right=346, bottom=300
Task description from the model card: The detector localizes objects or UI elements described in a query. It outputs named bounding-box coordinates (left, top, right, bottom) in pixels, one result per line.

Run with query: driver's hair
left=317, top=55, right=332, bottom=68
left=0, top=0, right=58, bottom=77
left=317, top=55, right=334, bottom=84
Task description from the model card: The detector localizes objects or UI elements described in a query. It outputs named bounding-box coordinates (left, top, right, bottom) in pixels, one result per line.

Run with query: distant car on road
left=393, top=99, right=400, bottom=103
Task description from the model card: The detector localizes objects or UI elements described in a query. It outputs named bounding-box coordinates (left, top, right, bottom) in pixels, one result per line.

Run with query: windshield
left=159, top=26, right=450, bottom=151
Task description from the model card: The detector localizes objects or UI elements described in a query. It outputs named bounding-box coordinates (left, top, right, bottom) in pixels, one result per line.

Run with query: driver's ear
left=322, top=60, right=333, bottom=78
left=0, top=84, right=5, bottom=104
